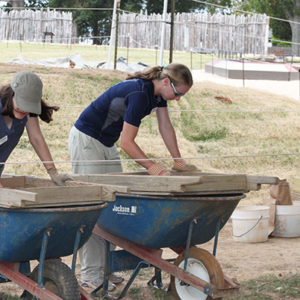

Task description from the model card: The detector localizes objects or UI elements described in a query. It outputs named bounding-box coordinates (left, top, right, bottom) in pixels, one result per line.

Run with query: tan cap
left=11, top=71, right=42, bottom=114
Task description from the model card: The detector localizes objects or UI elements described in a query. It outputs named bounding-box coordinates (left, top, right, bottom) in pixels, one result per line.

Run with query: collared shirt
left=74, top=79, right=167, bottom=147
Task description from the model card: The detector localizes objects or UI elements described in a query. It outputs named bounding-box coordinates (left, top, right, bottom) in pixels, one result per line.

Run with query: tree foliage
left=238, top=0, right=292, bottom=42
left=145, top=0, right=233, bottom=14
left=47, top=0, right=143, bottom=44
left=45, top=0, right=237, bottom=44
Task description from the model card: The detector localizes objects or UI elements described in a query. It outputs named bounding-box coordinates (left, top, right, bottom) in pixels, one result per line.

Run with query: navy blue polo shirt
left=74, top=79, right=167, bottom=147
left=0, top=102, right=28, bottom=176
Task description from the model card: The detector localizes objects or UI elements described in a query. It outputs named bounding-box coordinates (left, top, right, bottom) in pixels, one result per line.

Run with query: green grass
left=0, top=293, right=20, bottom=300
left=3, top=274, right=300, bottom=299
left=0, top=41, right=215, bottom=69
left=225, top=274, right=300, bottom=300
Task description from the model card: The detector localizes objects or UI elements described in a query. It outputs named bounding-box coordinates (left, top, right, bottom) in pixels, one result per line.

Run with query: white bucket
left=272, top=201, right=300, bottom=237
left=231, top=205, right=269, bottom=243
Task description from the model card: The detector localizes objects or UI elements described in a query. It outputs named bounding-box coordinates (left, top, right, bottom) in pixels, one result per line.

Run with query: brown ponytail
left=126, top=63, right=193, bottom=87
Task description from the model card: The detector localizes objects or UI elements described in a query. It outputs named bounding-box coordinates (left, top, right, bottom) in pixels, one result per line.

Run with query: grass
left=0, top=41, right=215, bottom=70
left=2, top=273, right=300, bottom=299
left=226, top=274, right=300, bottom=299
left=0, top=294, right=19, bottom=300
left=1, top=62, right=300, bottom=199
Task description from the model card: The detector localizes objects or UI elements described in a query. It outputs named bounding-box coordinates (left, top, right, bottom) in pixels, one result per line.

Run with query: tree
left=7, top=0, right=24, bottom=7
left=144, top=0, right=233, bottom=14
left=48, top=0, right=142, bottom=45
left=238, top=0, right=299, bottom=55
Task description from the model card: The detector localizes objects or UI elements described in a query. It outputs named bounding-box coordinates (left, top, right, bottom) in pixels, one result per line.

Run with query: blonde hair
left=126, top=63, right=193, bottom=87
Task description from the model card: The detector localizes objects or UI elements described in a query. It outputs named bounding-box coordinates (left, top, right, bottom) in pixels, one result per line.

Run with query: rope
left=2, top=151, right=300, bottom=166
left=57, top=106, right=300, bottom=114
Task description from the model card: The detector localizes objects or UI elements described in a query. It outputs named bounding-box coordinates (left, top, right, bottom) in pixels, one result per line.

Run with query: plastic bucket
left=231, top=205, right=269, bottom=243
left=272, top=201, right=300, bottom=237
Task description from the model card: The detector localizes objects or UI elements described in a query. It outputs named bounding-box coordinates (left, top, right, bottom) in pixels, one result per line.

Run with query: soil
left=1, top=220, right=300, bottom=299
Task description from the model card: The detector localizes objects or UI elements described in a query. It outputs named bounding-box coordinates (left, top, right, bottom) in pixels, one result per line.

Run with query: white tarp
left=8, top=53, right=148, bottom=73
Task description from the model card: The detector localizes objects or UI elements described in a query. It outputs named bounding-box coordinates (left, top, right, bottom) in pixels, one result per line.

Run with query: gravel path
left=192, top=69, right=300, bottom=102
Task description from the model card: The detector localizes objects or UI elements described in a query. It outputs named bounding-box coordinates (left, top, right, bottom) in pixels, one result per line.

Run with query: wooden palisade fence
left=118, top=12, right=269, bottom=55
left=0, top=9, right=73, bottom=44
left=0, top=8, right=269, bottom=55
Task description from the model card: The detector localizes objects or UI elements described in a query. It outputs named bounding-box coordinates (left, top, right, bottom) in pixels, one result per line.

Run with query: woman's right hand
left=147, top=163, right=170, bottom=176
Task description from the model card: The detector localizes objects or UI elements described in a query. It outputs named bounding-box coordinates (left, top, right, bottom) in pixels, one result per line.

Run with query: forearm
left=30, top=136, right=55, bottom=170
left=159, top=125, right=182, bottom=160
left=120, top=139, right=154, bottom=169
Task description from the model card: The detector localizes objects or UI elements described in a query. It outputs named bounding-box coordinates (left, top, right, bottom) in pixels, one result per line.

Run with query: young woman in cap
left=0, top=70, right=70, bottom=186
left=68, top=62, right=197, bottom=290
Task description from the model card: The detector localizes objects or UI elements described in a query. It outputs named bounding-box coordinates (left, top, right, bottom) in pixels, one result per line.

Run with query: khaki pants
left=68, top=126, right=122, bottom=281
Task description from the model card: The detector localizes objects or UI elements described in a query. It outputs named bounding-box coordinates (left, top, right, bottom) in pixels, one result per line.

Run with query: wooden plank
left=182, top=174, right=248, bottom=193
left=24, top=176, right=56, bottom=187
left=0, top=175, right=131, bottom=208
left=0, top=188, right=37, bottom=208
left=100, top=184, right=130, bottom=202
left=23, top=186, right=103, bottom=204
left=246, top=175, right=279, bottom=185
left=0, top=176, right=26, bottom=188
left=71, top=174, right=203, bottom=193
left=21, top=182, right=129, bottom=205
left=72, top=172, right=280, bottom=194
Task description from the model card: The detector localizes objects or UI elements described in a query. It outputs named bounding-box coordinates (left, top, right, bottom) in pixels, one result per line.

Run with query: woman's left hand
left=47, top=167, right=73, bottom=186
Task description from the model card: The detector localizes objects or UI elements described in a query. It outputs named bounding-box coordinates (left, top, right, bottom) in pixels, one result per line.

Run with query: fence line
left=0, top=9, right=269, bottom=54
left=118, top=12, right=269, bottom=55
left=0, top=9, right=73, bottom=43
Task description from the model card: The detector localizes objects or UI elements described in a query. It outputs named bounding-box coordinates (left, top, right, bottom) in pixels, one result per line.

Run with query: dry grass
left=1, top=62, right=300, bottom=206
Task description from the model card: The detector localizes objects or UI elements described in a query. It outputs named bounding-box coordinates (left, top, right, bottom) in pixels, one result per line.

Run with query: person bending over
left=0, top=71, right=70, bottom=186
left=68, top=63, right=197, bottom=291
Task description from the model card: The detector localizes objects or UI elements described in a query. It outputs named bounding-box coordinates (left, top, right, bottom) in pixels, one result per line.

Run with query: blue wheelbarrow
left=93, top=192, right=245, bottom=300
left=0, top=203, right=105, bottom=300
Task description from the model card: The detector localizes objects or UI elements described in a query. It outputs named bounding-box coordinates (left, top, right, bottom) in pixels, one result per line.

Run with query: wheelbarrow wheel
left=21, top=259, right=80, bottom=300
left=170, top=247, right=224, bottom=300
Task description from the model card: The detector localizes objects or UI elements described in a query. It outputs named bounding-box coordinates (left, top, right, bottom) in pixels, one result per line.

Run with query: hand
left=147, top=163, right=170, bottom=176
left=172, top=160, right=198, bottom=172
left=47, top=167, right=73, bottom=186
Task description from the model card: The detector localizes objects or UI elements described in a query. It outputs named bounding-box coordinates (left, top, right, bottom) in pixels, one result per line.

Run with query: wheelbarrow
left=93, top=192, right=245, bottom=299
left=0, top=203, right=105, bottom=300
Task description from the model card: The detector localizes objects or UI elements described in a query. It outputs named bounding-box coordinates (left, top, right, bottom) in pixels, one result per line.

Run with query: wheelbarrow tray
left=0, top=204, right=104, bottom=262
left=97, top=193, right=245, bottom=248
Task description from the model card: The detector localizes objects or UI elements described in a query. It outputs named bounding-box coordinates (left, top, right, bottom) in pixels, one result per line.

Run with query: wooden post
left=159, top=0, right=168, bottom=66
left=113, top=0, right=121, bottom=70
left=169, top=0, right=175, bottom=64
left=107, top=0, right=118, bottom=68
left=126, top=33, right=129, bottom=63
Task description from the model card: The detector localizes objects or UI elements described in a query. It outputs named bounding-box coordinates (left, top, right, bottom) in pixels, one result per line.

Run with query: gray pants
left=68, top=126, right=122, bottom=281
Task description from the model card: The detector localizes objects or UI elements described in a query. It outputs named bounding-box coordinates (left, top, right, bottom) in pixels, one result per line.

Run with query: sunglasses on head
left=167, top=76, right=185, bottom=97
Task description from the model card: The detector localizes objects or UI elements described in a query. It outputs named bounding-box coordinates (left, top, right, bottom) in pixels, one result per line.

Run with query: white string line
left=2, top=7, right=113, bottom=11
left=57, top=106, right=300, bottom=113
left=3, top=152, right=300, bottom=166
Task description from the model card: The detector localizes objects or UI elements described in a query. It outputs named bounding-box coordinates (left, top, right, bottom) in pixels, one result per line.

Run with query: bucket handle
left=233, top=215, right=263, bottom=238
